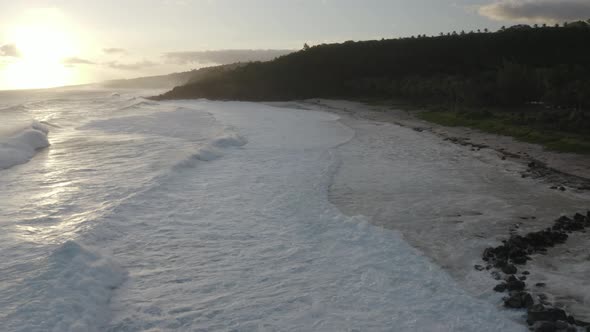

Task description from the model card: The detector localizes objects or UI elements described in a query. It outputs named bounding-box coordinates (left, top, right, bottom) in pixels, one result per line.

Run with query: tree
left=303, top=43, right=310, bottom=51
left=496, top=61, right=539, bottom=105
left=484, top=28, right=489, bottom=33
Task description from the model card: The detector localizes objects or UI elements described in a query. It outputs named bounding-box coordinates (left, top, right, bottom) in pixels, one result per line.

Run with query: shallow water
left=0, top=90, right=528, bottom=331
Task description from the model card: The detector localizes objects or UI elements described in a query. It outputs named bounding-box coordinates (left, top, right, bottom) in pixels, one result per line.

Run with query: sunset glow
left=1, top=14, right=78, bottom=90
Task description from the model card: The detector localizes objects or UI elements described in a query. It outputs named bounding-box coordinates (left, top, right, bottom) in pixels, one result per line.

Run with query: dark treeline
left=154, top=22, right=590, bottom=134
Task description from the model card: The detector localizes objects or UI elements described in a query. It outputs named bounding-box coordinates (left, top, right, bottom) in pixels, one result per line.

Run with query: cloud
left=106, top=60, right=157, bottom=70
left=479, top=0, right=590, bottom=23
left=0, top=44, right=21, bottom=57
left=62, top=57, right=95, bottom=66
left=163, top=49, right=294, bottom=65
left=103, top=48, right=127, bottom=54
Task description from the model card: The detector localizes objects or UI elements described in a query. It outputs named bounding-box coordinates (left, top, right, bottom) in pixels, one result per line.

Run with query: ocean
left=0, top=88, right=528, bottom=331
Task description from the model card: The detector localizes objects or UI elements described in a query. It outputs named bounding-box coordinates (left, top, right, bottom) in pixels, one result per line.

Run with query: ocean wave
left=118, top=100, right=159, bottom=110
left=173, top=131, right=247, bottom=169
left=0, top=104, right=30, bottom=113
left=0, top=121, right=50, bottom=170
left=2, top=241, right=126, bottom=332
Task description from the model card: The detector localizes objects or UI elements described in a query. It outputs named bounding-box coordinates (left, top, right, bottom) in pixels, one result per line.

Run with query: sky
left=0, top=0, right=589, bottom=90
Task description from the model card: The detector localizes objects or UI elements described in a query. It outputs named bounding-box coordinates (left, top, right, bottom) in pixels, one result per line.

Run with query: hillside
left=152, top=23, right=590, bottom=152
left=154, top=23, right=590, bottom=108
left=102, top=64, right=241, bottom=89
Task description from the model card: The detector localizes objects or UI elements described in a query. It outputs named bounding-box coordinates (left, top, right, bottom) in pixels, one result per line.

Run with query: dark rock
left=506, top=278, right=525, bottom=291
left=494, top=259, right=508, bottom=268
left=502, top=156, right=506, bottom=160
left=482, top=248, right=494, bottom=261
left=535, top=283, right=546, bottom=288
left=523, top=271, right=530, bottom=275
left=491, top=271, right=502, bottom=280
left=494, top=283, right=507, bottom=292
left=559, top=186, right=566, bottom=191
left=573, top=213, right=586, bottom=223
left=474, top=264, right=485, bottom=271
left=534, top=321, right=557, bottom=332
left=504, top=291, right=534, bottom=309
left=502, top=264, right=517, bottom=274
left=519, top=276, right=527, bottom=281
left=512, top=255, right=528, bottom=265
left=554, top=320, right=569, bottom=330
left=527, top=304, right=568, bottom=325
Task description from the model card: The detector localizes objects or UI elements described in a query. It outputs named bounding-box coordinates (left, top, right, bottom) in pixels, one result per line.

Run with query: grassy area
left=418, top=110, right=590, bottom=154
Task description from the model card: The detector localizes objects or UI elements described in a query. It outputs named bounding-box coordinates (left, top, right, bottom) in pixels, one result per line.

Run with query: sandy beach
left=269, top=99, right=590, bottom=322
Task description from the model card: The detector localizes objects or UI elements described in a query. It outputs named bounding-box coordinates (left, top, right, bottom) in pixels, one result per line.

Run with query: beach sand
left=270, top=99, right=590, bottom=322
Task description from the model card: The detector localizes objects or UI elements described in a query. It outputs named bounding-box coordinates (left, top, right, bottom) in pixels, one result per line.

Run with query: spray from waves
left=118, top=100, right=159, bottom=111
left=172, top=131, right=248, bottom=169
left=1, top=131, right=247, bottom=331
left=0, top=121, right=50, bottom=170
left=1, top=241, right=126, bottom=332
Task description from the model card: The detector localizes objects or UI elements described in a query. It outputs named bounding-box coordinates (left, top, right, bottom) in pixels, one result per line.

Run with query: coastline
left=307, top=99, right=590, bottom=189
left=269, top=99, right=590, bottom=323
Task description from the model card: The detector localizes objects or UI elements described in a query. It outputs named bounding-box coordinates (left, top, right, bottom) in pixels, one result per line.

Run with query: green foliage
left=418, top=110, right=590, bottom=153
left=153, top=25, right=590, bottom=142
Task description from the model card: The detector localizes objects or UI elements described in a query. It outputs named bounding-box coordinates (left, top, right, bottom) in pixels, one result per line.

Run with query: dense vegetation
left=103, top=64, right=240, bottom=89
left=154, top=22, right=590, bottom=151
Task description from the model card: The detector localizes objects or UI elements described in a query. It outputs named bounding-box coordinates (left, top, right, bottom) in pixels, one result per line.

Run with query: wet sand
left=270, top=99, right=590, bottom=321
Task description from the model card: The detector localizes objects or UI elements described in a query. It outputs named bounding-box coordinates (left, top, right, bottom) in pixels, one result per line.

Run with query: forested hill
left=153, top=22, right=590, bottom=110
left=102, top=64, right=241, bottom=89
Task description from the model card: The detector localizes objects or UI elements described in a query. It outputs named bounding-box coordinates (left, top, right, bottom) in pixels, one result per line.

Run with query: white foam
left=0, top=121, right=49, bottom=170
left=173, top=131, right=247, bottom=169
left=1, top=241, right=126, bottom=332
left=0, top=93, right=552, bottom=331
left=210, top=131, right=248, bottom=148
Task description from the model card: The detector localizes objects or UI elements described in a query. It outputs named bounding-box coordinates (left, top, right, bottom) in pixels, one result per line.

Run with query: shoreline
left=269, top=99, right=590, bottom=324
left=306, top=99, right=590, bottom=190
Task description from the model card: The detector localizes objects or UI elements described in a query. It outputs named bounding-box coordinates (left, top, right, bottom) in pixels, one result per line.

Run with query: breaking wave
left=0, top=121, right=50, bottom=170
left=173, top=131, right=247, bottom=169
left=2, top=241, right=126, bottom=332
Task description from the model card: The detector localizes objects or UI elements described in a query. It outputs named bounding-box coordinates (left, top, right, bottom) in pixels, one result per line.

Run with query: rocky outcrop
left=479, top=211, right=590, bottom=331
